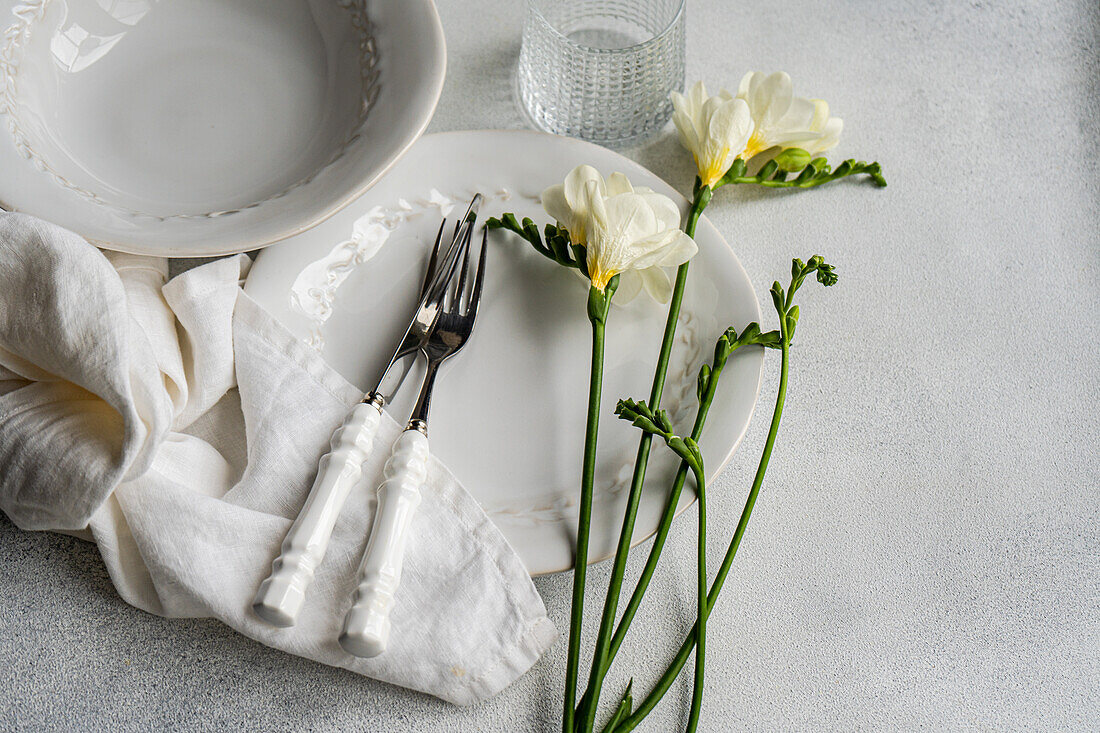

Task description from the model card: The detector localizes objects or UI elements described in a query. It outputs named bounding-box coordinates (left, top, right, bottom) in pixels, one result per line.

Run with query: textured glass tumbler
left=516, top=0, right=686, bottom=147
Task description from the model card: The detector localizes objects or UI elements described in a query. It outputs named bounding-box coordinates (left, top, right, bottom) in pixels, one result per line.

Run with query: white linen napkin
left=0, top=213, right=556, bottom=705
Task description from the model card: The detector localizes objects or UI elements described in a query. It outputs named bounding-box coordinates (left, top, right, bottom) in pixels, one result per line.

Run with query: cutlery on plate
left=339, top=225, right=489, bottom=658
left=252, top=196, right=482, bottom=628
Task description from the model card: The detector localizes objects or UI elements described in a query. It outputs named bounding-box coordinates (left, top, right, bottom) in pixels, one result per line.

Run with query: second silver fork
left=339, top=228, right=490, bottom=658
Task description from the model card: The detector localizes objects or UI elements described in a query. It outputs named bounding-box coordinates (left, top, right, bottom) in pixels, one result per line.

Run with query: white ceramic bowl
left=0, top=0, right=446, bottom=256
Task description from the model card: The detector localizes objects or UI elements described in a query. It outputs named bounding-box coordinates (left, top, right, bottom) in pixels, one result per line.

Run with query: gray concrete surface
left=2, top=0, right=1098, bottom=730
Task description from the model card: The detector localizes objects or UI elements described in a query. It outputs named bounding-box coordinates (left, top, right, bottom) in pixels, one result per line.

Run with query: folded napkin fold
left=0, top=213, right=556, bottom=705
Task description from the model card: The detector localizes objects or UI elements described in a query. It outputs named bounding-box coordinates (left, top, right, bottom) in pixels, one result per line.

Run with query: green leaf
left=615, top=398, right=673, bottom=438
left=697, top=364, right=711, bottom=403
left=816, top=262, right=838, bottom=286
left=570, top=243, right=590, bottom=277
left=770, top=281, right=785, bottom=315
left=713, top=332, right=731, bottom=364
left=716, top=158, right=747, bottom=187
left=684, top=437, right=704, bottom=471
left=791, top=258, right=805, bottom=281
left=795, top=165, right=817, bottom=183
left=606, top=680, right=634, bottom=730
left=548, top=230, right=570, bottom=263
left=731, top=322, right=782, bottom=350
left=756, top=160, right=779, bottom=181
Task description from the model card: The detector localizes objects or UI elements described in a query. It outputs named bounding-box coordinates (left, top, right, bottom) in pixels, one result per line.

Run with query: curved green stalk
left=563, top=283, right=615, bottom=733
left=606, top=259, right=830, bottom=732
left=576, top=185, right=711, bottom=731
left=604, top=338, right=726, bottom=666
left=686, top=458, right=708, bottom=733
left=608, top=338, right=790, bottom=733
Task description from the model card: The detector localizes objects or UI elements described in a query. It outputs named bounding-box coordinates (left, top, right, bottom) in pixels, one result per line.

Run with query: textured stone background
left=3, top=0, right=1098, bottom=730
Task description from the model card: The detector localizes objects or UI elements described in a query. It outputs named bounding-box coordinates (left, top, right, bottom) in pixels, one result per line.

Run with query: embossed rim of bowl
left=0, top=0, right=447, bottom=256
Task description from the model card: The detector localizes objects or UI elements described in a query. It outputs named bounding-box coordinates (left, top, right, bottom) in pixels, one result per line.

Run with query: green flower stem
left=564, top=283, right=615, bottom=733
left=607, top=327, right=794, bottom=733
left=686, top=457, right=707, bottom=733
left=603, top=331, right=730, bottom=667
left=575, top=185, right=712, bottom=731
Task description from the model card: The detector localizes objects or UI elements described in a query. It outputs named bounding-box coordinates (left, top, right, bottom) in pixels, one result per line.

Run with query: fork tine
left=465, top=228, right=488, bottom=318
left=455, top=229, right=473, bottom=308
left=443, top=227, right=474, bottom=311
left=425, top=218, right=472, bottom=307
left=445, top=213, right=477, bottom=310
left=420, top=219, right=447, bottom=297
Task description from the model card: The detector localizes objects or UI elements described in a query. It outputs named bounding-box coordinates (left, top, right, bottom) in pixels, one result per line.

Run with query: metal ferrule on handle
left=252, top=398, right=383, bottom=627
left=339, top=427, right=430, bottom=657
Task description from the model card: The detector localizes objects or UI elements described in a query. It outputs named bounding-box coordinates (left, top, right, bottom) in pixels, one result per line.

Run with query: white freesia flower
left=736, top=71, right=842, bottom=160
left=541, top=166, right=697, bottom=303
left=670, top=81, right=754, bottom=188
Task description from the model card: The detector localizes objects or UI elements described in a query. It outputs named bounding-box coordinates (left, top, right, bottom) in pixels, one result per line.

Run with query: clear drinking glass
left=516, top=0, right=686, bottom=147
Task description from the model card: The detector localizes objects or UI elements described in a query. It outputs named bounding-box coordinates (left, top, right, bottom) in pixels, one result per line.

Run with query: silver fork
left=339, top=227, right=489, bottom=658
left=252, top=200, right=479, bottom=629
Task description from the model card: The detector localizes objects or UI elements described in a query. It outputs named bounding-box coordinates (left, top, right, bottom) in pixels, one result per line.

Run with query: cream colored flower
left=797, top=100, right=843, bottom=156
left=736, top=71, right=841, bottom=159
left=579, top=172, right=697, bottom=303
left=670, top=81, right=754, bottom=188
left=542, top=165, right=697, bottom=302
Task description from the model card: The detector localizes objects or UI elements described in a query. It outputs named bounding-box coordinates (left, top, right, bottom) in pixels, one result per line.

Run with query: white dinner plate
left=0, top=0, right=444, bottom=256
left=245, top=130, right=764, bottom=575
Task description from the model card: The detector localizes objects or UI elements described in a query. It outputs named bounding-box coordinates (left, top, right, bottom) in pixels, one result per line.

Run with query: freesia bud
left=775, top=148, right=811, bottom=172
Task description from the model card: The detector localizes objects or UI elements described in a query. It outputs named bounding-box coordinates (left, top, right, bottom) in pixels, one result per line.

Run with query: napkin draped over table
left=0, top=213, right=556, bottom=705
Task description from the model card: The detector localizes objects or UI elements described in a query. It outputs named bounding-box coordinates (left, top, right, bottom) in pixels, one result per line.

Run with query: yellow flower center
left=589, top=264, right=616, bottom=291
left=742, top=130, right=769, bottom=161
left=697, top=147, right=730, bottom=188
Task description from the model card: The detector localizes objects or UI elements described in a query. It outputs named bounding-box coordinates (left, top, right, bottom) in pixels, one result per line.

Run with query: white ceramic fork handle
left=252, top=401, right=383, bottom=627
left=339, top=428, right=429, bottom=657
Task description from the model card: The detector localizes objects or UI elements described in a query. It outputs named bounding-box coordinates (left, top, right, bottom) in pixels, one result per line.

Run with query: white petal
left=541, top=184, right=572, bottom=225
left=612, top=269, right=643, bottom=303
left=757, top=72, right=793, bottom=128
left=638, top=192, right=682, bottom=231
left=656, top=231, right=698, bottom=267
left=803, top=116, right=842, bottom=154
left=638, top=266, right=673, bottom=303
left=628, top=230, right=697, bottom=270
left=737, top=71, right=760, bottom=101
left=769, top=129, right=824, bottom=145
left=687, top=80, right=708, bottom=113
left=710, top=98, right=753, bottom=151
left=606, top=172, right=634, bottom=196
left=564, top=165, right=605, bottom=209
left=603, top=194, right=658, bottom=252
left=778, top=96, right=817, bottom=132
left=672, top=109, right=702, bottom=155
left=624, top=233, right=680, bottom=271
left=808, top=99, right=831, bottom=131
